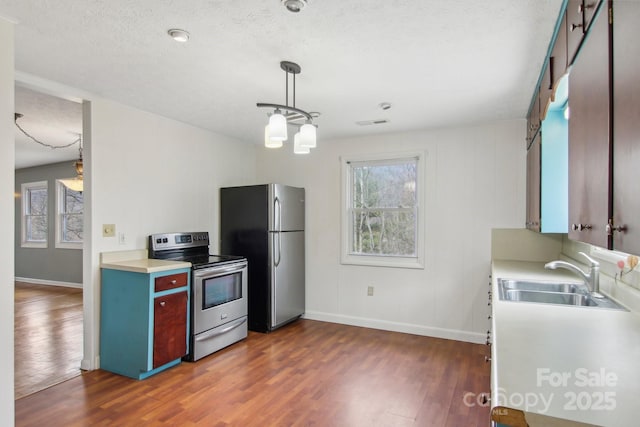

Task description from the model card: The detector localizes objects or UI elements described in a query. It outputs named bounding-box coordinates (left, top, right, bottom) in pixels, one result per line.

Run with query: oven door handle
left=194, top=317, right=247, bottom=342
left=193, top=263, right=247, bottom=278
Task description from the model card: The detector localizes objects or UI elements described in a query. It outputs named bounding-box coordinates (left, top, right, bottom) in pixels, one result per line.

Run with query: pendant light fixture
left=58, top=138, right=83, bottom=192
left=257, top=61, right=319, bottom=154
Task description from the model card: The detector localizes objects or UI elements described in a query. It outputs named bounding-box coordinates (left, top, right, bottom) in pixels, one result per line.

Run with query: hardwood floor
left=14, top=282, right=83, bottom=400
left=15, top=320, right=490, bottom=426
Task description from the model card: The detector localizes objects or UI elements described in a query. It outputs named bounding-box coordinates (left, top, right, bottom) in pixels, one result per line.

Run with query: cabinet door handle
left=606, top=220, right=627, bottom=235
left=571, top=223, right=592, bottom=231
left=159, top=301, right=166, bottom=307
left=571, top=23, right=583, bottom=32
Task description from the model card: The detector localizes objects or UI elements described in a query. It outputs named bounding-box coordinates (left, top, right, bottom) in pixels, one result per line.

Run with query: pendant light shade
left=60, top=177, right=83, bottom=192
left=265, top=125, right=283, bottom=148
left=268, top=110, right=288, bottom=141
left=293, top=132, right=310, bottom=154
left=299, top=122, right=316, bottom=148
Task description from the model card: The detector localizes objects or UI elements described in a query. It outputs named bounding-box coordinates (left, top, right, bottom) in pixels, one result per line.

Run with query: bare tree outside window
left=61, top=186, right=83, bottom=242
left=349, top=159, right=418, bottom=257
left=57, top=181, right=83, bottom=246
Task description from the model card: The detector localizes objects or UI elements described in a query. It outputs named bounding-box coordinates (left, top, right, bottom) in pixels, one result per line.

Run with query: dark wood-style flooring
left=14, top=282, right=83, bottom=399
left=16, top=319, right=490, bottom=426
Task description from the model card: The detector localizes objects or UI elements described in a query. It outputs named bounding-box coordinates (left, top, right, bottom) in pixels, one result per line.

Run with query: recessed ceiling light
left=168, top=29, right=190, bottom=43
left=282, top=0, right=307, bottom=13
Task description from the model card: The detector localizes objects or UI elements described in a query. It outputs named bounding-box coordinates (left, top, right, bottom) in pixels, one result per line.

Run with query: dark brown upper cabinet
left=567, top=0, right=586, bottom=64
left=567, top=1, right=611, bottom=248
left=527, top=89, right=541, bottom=146
left=550, top=10, right=568, bottom=92
left=539, top=63, right=553, bottom=121
left=612, top=0, right=640, bottom=254
left=526, top=133, right=541, bottom=232
left=583, top=0, right=602, bottom=31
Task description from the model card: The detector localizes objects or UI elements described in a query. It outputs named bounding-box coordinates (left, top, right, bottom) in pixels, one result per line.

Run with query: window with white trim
left=341, top=153, right=424, bottom=268
left=56, top=180, right=84, bottom=249
left=21, top=181, right=48, bottom=248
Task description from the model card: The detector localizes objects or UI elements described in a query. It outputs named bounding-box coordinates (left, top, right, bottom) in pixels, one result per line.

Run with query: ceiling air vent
left=355, top=119, right=390, bottom=126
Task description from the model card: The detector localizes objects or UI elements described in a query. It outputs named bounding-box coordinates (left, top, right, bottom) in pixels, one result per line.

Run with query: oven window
left=202, top=272, right=242, bottom=309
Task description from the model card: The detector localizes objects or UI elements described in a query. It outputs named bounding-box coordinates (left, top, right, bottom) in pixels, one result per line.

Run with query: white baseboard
left=302, top=311, right=485, bottom=344
left=15, top=276, right=83, bottom=289
left=81, top=356, right=98, bottom=371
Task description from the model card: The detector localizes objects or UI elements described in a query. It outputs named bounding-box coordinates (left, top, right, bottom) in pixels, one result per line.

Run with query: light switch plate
left=103, top=224, right=116, bottom=237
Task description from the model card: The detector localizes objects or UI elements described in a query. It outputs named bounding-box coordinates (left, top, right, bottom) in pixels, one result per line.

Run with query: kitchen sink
left=501, top=289, right=596, bottom=306
left=497, top=278, right=628, bottom=310
left=499, top=279, right=589, bottom=294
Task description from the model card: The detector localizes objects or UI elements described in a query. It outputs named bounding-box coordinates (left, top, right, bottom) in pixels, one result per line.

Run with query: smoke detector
left=282, top=0, right=307, bottom=13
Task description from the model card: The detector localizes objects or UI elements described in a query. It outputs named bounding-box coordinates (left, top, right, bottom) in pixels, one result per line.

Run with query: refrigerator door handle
left=274, top=196, right=282, bottom=233
left=274, top=196, right=282, bottom=267
left=274, top=232, right=281, bottom=267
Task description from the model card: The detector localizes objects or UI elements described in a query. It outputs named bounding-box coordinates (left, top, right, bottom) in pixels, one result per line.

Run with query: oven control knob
left=162, top=238, right=168, bottom=243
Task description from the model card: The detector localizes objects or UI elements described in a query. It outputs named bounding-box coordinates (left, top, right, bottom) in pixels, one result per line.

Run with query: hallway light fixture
left=58, top=139, right=83, bottom=192
left=257, top=61, right=319, bottom=154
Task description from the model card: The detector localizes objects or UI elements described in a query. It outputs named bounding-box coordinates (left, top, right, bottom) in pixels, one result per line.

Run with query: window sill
left=341, top=254, right=424, bottom=269
left=55, top=242, right=83, bottom=250
left=21, top=242, right=47, bottom=249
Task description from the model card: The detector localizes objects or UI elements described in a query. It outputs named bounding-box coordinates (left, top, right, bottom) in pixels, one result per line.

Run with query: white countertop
left=100, top=249, right=191, bottom=273
left=491, top=260, right=640, bottom=427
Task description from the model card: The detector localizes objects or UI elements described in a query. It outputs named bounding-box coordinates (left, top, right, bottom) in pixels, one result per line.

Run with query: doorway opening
left=14, top=85, right=84, bottom=399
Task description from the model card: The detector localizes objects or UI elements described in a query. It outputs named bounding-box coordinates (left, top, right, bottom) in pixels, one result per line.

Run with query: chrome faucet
left=544, top=252, right=603, bottom=298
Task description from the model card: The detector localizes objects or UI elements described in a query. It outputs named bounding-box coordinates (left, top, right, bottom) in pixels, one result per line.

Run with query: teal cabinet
left=100, top=267, right=190, bottom=379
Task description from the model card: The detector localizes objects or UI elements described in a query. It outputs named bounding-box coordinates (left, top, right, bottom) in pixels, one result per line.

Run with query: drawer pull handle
left=170, top=280, right=177, bottom=285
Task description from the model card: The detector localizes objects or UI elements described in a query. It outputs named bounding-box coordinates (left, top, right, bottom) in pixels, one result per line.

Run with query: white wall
left=0, top=16, right=15, bottom=426
left=83, top=98, right=257, bottom=368
left=256, top=120, right=526, bottom=342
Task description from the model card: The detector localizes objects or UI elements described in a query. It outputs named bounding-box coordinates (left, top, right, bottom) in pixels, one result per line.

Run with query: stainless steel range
left=148, top=232, right=248, bottom=361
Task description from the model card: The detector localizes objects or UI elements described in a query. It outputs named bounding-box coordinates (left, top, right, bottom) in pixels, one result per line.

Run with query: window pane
left=62, top=214, right=83, bottom=242
left=351, top=209, right=416, bottom=256
left=352, top=162, right=417, bottom=209
left=24, top=184, right=48, bottom=243
left=349, top=158, right=418, bottom=258
left=60, top=185, right=84, bottom=243
left=27, top=215, right=47, bottom=241
left=28, top=188, right=47, bottom=215
left=64, top=188, right=83, bottom=214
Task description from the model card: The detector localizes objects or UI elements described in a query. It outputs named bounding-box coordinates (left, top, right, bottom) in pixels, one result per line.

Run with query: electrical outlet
left=118, top=232, right=126, bottom=245
left=103, top=224, right=116, bottom=237
left=367, top=286, right=374, bottom=296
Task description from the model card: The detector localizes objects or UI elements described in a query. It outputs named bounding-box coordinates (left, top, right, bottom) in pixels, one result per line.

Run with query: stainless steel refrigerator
left=220, top=184, right=305, bottom=332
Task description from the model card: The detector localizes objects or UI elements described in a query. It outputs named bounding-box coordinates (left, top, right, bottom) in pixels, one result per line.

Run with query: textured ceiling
left=3, top=0, right=564, bottom=168
left=14, top=86, right=82, bottom=169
